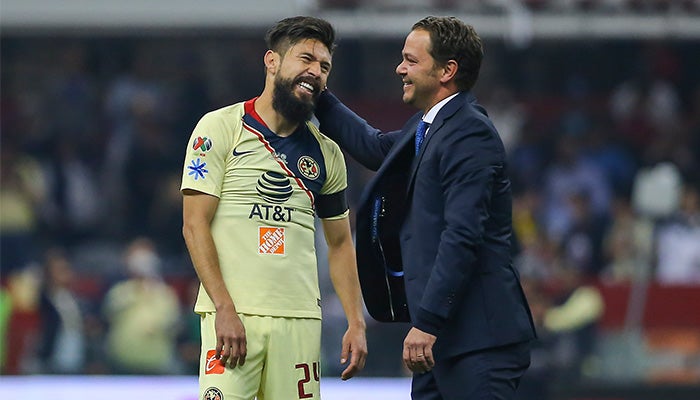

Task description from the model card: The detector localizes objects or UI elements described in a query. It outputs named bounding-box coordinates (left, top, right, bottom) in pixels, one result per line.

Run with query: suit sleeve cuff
left=413, top=307, right=447, bottom=336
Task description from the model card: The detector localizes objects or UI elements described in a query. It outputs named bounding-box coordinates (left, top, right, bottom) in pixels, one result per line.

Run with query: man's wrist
left=413, top=308, right=446, bottom=336
left=347, top=318, right=367, bottom=330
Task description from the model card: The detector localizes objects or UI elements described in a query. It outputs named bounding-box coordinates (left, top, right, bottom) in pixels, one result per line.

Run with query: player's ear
left=264, top=50, right=278, bottom=74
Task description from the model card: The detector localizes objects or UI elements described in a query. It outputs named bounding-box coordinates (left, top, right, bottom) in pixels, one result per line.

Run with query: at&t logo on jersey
left=249, top=204, right=294, bottom=222
left=250, top=171, right=296, bottom=222
left=256, top=171, right=293, bottom=203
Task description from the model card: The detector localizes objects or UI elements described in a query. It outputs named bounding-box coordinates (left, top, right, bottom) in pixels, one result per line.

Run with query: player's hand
left=339, top=324, right=367, bottom=380
left=215, top=307, right=247, bottom=368
left=403, top=327, right=436, bottom=374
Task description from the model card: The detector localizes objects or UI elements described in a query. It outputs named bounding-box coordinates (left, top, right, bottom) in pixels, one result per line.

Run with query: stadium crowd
left=320, top=0, right=700, bottom=13
left=1, top=30, right=699, bottom=397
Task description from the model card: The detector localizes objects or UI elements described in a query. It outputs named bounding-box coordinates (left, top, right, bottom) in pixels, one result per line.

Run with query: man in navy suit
left=315, top=16, right=536, bottom=399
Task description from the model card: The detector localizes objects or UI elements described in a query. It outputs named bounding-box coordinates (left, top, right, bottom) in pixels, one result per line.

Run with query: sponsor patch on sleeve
left=187, top=158, right=209, bottom=180
left=193, top=136, right=213, bottom=152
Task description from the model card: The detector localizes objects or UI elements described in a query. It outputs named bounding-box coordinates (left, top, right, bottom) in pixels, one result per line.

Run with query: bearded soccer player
left=181, top=16, right=367, bottom=400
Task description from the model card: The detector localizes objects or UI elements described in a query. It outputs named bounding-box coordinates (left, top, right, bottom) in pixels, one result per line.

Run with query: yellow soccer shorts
left=199, top=312, right=322, bottom=400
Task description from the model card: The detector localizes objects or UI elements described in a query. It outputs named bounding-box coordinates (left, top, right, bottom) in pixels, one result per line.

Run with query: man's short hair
left=412, top=16, right=483, bottom=91
left=265, top=16, right=336, bottom=56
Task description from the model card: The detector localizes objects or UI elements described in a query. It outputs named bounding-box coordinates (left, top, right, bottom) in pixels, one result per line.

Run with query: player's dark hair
left=412, top=16, right=483, bottom=91
left=265, top=16, right=336, bottom=56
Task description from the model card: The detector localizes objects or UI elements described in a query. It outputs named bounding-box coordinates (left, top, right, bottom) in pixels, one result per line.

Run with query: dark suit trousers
left=411, top=341, right=531, bottom=400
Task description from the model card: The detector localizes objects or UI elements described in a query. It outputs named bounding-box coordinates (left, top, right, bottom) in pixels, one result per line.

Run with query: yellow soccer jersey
left=181, top=98, right=349, bottom=319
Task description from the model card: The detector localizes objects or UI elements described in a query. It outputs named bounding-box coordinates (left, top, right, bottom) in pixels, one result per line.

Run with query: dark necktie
left=415, top=120, right=430, bottom=155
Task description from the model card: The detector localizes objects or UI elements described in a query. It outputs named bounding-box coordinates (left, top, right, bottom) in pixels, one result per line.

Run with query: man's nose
left=307, top=61, right=322, bottom=76
left=396, top=61, right=405, bottom=75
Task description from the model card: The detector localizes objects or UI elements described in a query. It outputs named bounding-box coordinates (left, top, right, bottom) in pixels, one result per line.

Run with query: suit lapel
left=407, top=92, right=469, bottom=194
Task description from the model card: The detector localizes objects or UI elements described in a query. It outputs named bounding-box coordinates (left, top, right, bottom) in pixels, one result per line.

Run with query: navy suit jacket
left=316, top=91, right=536, bottom=359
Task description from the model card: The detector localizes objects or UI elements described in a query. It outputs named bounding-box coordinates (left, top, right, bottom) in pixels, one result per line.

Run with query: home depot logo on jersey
left=204, top=350, right=225, bottom=375
left=259, top=227, right=285, bottom=255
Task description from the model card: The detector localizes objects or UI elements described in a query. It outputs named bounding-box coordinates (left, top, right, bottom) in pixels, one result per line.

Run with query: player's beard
left=272, top=75, right=318, bottom=124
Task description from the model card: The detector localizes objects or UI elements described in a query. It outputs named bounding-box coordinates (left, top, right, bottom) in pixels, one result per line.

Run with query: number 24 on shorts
left=296, top=362, right=319, bottom=399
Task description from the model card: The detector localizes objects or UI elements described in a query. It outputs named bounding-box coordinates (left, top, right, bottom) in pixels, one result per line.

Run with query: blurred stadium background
left=1, top=1, right=700, bottom=399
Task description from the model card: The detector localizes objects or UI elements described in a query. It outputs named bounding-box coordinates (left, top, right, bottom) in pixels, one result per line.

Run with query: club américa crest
left=203, top=386, right=223, bottom=400
left=297, top=155, right=319, bottom=180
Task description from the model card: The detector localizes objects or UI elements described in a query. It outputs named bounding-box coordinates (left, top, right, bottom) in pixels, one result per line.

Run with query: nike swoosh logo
left=232, top=146, right=253, bottom=157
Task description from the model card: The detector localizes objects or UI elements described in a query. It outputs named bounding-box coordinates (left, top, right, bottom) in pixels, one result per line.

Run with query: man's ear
left=439, top=59, right=458, bottom=84
left=264, top=50, right=278, bottom=74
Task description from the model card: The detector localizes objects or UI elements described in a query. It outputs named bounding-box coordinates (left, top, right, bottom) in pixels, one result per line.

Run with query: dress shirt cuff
left=413, top=307, right=447, bottom=336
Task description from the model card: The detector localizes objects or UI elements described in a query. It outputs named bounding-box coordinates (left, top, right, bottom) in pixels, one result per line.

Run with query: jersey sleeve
left=180, top=111, right=236, bottom=197
left=317, top=135, right=350, bottom=220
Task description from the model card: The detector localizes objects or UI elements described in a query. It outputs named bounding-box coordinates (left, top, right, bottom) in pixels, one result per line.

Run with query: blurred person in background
left=176, top=277, right=203, bottom=375
left=600, top=193, right=654, bottom=282
left=315, top=16, right=535, bottom=400
left=35, top=247, right=86, bottom=374
left=34, top=42, right=104, bottom=245
left=0, top=287, right=12, bottom=373
left=516, top=265, right=604, bottom=399
left=481, top=84, right=526, bottom=154
left=122, top=115, right=182, bottom=241
left=101, top=48, right=168, bottom=236
left=148, top=172, right=188, bottom=256
left=515, top=278, right=555, bottom=400
left=655, top=180, right=700, bottom=284
left=541, top=133, right=612, bottom=244
left=580, top=118, right=638, bottom=199
left=41, top=41, right=101, bottom=167
left=180, top=16, right=366, bottom=400
left=541, top=265, right=604, bottom=384
left=40, top=137, right=103, bottom=246
left=558, top=189, right=609, bottom=277
left=1, top=264, right=42, bottom=374
left=0, top=138, right=47, bottom=274
left=512, top=188, right=558, bottom=281
left=101, top=237, right=181, bottom=374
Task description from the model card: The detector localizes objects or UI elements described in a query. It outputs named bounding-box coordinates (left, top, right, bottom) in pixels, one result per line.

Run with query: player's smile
left=294, top=76, right=320, bottom=100
left=298, top=80, right=315, bottom=94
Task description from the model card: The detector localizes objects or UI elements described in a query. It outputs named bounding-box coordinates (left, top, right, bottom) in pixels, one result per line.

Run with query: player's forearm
left=328, top=242, right=366, bottom=329
left=183, top=221, right=235, bottom=313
